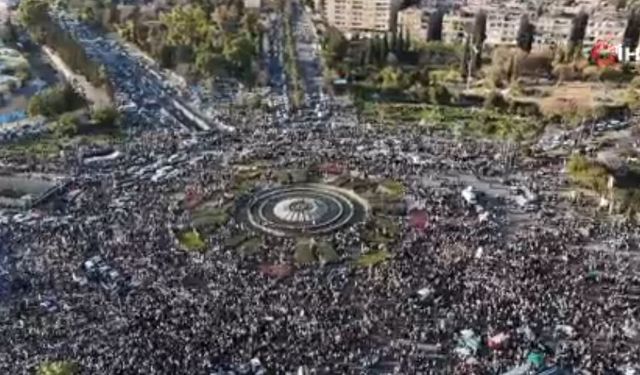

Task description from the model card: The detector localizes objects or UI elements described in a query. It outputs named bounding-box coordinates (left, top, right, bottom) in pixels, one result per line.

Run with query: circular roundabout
left=240, top=183, right=369, bottom=237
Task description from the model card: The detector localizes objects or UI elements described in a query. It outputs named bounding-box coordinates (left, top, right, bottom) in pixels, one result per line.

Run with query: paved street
left=52, top=11, right=226, bottom=133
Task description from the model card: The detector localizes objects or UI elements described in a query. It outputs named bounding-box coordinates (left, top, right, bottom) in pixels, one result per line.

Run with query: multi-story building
left=545, top=0, right=606, bottom=15
left=322, top=0, right=394, bottom=37
left=243, top=0, right=261, bottom=9
left=584, top=12, right=627, bottom=47
left=442, top=10, right=474, bottom=44
left=533, top=14, right=573, bottom=47
left=397, top=6, right=430, bottom=42
left=420, top=0, right=463, bottom=10
left=486, top=12, right=521, bottom=46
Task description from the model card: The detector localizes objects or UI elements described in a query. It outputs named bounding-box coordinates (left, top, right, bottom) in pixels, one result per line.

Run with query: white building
left=243, top=0, right=261, bottom=9
left=322, top=0, right=394, bottom=37
left=397, top=6, right=430, bottom=42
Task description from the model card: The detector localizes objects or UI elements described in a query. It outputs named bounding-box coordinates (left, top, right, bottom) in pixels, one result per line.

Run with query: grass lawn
left=37, top=360, right=78, bottom=375
left=177, top=230, right=206, bottom=252
left=363, top=216, right=400, bottom=246
left=356, top=249, right=391, bottom=267
left=192, top=207, right=229, bottom=230
left=361, top=102, right=540, bottom=141
left=295, top=238, right=316, bottom=265
left=238, top=237, right=262, bottom=256
left=0, top=130, right=123, bottom=159
left=379, top=180, right=405, bottom=200
left=317, top=241, right=338, bottom=263
left=223, top=233, right=262, bottom=256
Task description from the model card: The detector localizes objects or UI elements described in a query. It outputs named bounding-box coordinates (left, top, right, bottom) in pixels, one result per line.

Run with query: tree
left=623, top=10, right=640, bottom=52
left=484, top=90, right=508, bottom=110
left=516, top=14, right=535, bottom=53
left=427, top=9, right=444, bottom=41
left=396, top=28, right=406, bottom=54
left=429, top=84, right=452, bottom=105
left=471, top=10, right=487, bottom=72
left=80, top=5, right=96, bottom=24
left=53, top=113, right=79, bottom=138
left=617, top=0, right=627, bottom=10
left=195, top=47, right=215, bottom=76
left=323, top=27, right=348, bottom=67
left=242, top=10, right=260, bottom=39
left=460, top=35, right=471, bottom=78
left=382, top=33, right=390, bottom=62
left=158, top=45, right=175, bottom=68
left=27, top=84, right=84, bottom=118
left=379, top=66, right=404, bottom=90
left=223, top=34, right=254, bottom=68
left=2, top=18, right=18, bottom=44
left=160, top=5, right=211, bottom=47
left=568, top=10, right=589, bottom=59
left=18, top=0, right=48, bottom=27
left=366, top=37, right=377, bottom=65
left=390, top=30, right=398, bottom=54
left=92, top=106, right=120, bottom=128
left=107, top=2, right=120, bottom=25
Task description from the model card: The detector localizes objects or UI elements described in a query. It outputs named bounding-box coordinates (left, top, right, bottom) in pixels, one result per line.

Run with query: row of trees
left=323, top=27, right=416, bottom=78
left=113, top=1, right=261, bottom=84
left=27, top=83, right=85, bottom=118
left=282, top=0, right=304, bottom=108
left=18, top=0, right=113, bottom=95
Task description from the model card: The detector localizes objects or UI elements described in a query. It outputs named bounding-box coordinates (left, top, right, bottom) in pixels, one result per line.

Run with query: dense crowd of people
left=1, top=113, right=639, bottom=375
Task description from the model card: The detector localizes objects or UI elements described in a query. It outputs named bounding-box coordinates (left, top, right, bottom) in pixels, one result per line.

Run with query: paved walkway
left=42, top=46, right=111, bottom=108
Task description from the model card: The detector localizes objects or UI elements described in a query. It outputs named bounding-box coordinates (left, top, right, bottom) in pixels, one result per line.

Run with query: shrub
left=581, top=65, right=600, bottom=81
left=630, top=76, right=640, bottom=89
left=52, top=113, right=78, bottom=137
left=483, top=90, right=508, bottom=110
left=27, top=84, right=84, bottom=118
left=598, top=66, right=626, bottom=82
left=429, top=84, right=452, bottom=105
left=553, top=63, right=579, bottom=82
left=37, top=361, right=78, bottom=375
left=91, top=106, right=120, bottom=128
left=625, top=88, right=640, bottom=109
left=509, top=100, right=541, bottom=116
left=567, top=154, right=610, bottom=194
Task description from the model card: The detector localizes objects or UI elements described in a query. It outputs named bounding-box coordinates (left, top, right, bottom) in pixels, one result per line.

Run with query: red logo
left=590, top=38, right=619, bottom=67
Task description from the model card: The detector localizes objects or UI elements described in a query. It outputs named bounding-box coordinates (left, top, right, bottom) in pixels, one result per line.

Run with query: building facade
left=322, top=0, right=394, bottom=37
left=442, top=11, right=474, bottom=44
left=397, top=6, right=430, bottom=42
left=243, top=0, right=261, bottom=9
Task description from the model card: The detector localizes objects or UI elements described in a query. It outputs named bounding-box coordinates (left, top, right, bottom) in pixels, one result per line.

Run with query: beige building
left=397, top=6, right=430, bottom=42
left=584, top=13, right=627, bottom=46
left=322, top=0, right=394, bottom=37
left=532, top=15, right=572, bottom=47
left=442, top=11, right=474, bottom=44
left=243, top=0, right=261, bottom=9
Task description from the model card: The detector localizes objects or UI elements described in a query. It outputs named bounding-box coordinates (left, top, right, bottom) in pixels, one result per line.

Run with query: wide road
left=290, top=0, right=325, bottom=107
left=52, top=11, right=221, bottom=132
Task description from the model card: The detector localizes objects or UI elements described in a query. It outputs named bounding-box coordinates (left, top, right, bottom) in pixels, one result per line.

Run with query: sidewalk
left=42, top=46, right=111, bottom=108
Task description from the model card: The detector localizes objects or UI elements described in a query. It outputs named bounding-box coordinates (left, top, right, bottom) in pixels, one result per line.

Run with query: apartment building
left=545, top=0, right=606, bottom=15
left=322, top=0, right=394, bottom=37
left=243, top=0, right=261, bottom=8
left=442, top=11, right=474, bottom=44
left=531, top=14, right=572, bottom=47
left=420, top=0, right=464, bottom=10
left=397, top=6, right=430, bottom=42
left=584, top=12, right=627, bottom=46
